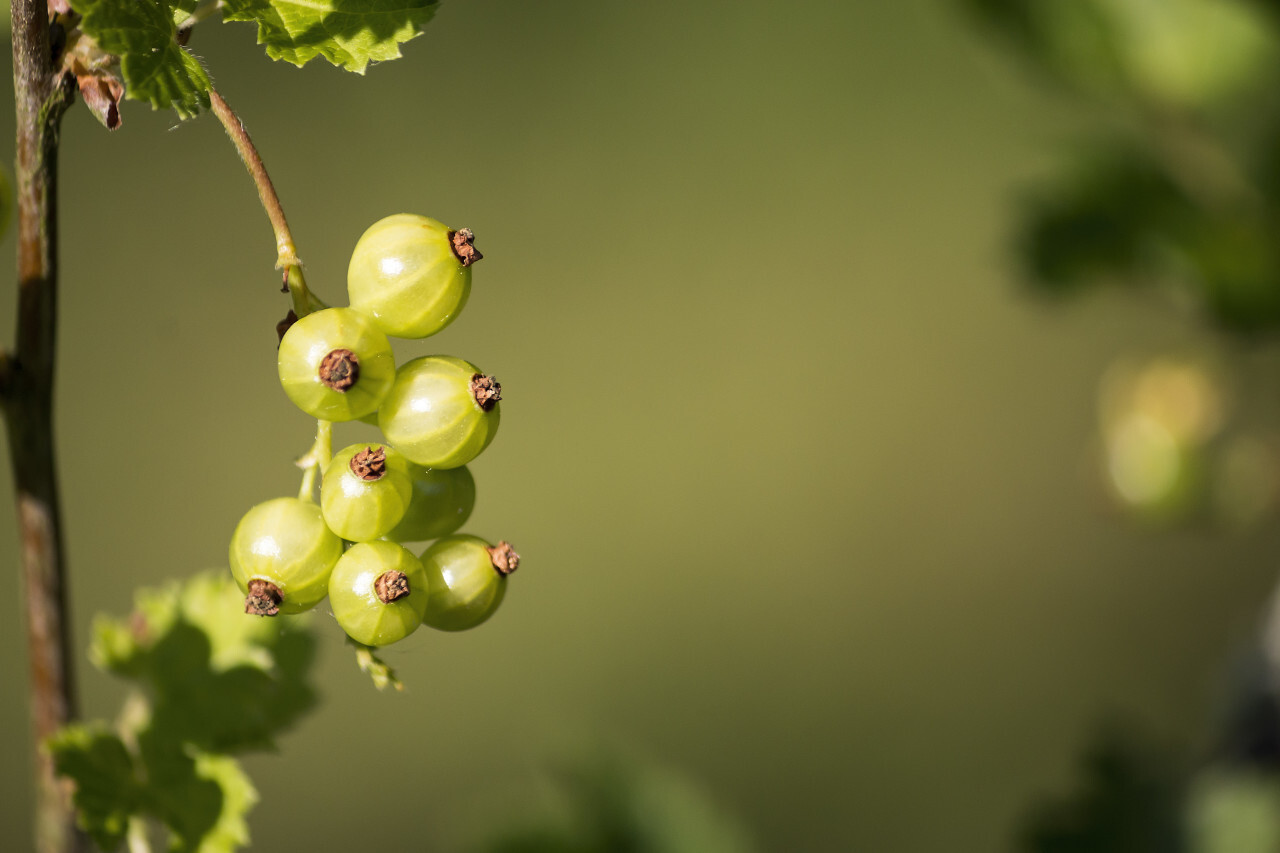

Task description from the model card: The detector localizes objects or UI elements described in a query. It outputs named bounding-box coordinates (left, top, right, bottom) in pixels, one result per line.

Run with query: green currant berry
left=277, top=307, right=395, bottom=421
left=420, top=536, right=519, bottom=632
left=379, top=356, right=502, bottom=469
left=229, top=497, right=342, bottom=616
left=329, top=541, right=430, bottom=646
left=320, top=443, right=414, bottom=542
left=386, top=464, right=477, bottom=543
left=347, top=214, right=481, bottom=339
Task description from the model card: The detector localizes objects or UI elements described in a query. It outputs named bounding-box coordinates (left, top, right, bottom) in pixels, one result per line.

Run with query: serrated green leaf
left=69, top=0, right=211, bottom=118
left=48, top=725, right=141, bottom=852
left=221, top=0, right=439, bottom=73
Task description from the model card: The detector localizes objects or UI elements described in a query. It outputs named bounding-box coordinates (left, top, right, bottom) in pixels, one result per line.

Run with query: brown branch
left=5, top=2, right=83, bottom=852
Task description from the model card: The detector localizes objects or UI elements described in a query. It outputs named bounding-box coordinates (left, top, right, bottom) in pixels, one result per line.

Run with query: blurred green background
left=7, top=1, right=1280, bottom=850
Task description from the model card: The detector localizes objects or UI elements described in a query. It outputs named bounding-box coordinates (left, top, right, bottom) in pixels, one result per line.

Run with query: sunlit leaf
left=68, top=0, right=211, bottom=118
left=220, top=0, right=439, bottom=73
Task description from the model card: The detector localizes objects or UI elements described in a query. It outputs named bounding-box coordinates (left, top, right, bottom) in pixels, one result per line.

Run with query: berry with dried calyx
left=229, top=497, right=342, bottom=615
left=320, top=443, right=414, bottom=542
left=329, top=540, right=430, bottom=646
left=277, top=306, right=395, bottom=421
left=378, top=355, right=502, bottom=469
left=420, top=535, right=520, bottom=631
left=347, top=213, right=480, bottom=339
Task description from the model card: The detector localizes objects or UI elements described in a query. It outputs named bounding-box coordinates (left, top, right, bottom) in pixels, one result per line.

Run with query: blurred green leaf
left=478, top=753, right=755, bottom=853
left=1015, top=726, right=1186, bottom=853
left=68, top=0, right=211, bottom=118
left=88, top=570, right=316, bottom=752
left=1188, top=771, right=1280, bottom=853
left=138, top=728, right=257, bottom=853
left=1018, top=142, right=1280, bottom=333
left=1019, top=146, right=1184, bottom=293
left=48, top=725, right=141, bottom=852
left=220, top=0, right=439, bottom=73
left=59, top=571, right=317, bottom=852
left=963, top=0, right=1276, bottom=109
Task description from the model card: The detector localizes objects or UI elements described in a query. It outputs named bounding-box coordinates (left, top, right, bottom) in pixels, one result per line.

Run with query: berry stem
left=349, top=637, right=405, bottom=692
left=208, top=89, right=324, bottom=319
left=3, top=3, right=85, bottom=851
left=296, top=419, right=333, bottom=500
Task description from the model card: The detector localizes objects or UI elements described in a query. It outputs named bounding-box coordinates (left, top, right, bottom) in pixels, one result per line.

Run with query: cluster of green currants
left=228, top=214, right=520, bottom=648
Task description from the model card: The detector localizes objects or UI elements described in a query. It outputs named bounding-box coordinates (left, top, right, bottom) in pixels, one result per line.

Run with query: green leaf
left=964, top=0, right=1275, bottom=109
left=48, top=725, right=141, bottom=852
left=89, top=570, right=318, bottom=753
left=478, top=752, right=757, bottom=853
left=1188, top=771, right=1280, bottom=853
left=171, top=0, right=199, bottom=26
left=1014, top=725, right=1186, bottom=852
left=68, top=0, right=211, bottom=118
left=137, top=730, right=257, bottom=853
left=221, top=0, right=439, bottom=73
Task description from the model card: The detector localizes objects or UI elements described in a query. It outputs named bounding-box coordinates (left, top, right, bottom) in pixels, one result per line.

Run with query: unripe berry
left=229, top=497, right=342, bottom=615
left=379, top=356, right=501, bottom=469
left=329, top=541, right=430, bottom=646
left=385, top=464, right=476, bottom=543
left=277, top=307, right=395, bottom=421
left=346, top=214, right=480, bottom=339
left=320, top=443, right=414, bottom=542
left=420, top=535, right=519, bottom=631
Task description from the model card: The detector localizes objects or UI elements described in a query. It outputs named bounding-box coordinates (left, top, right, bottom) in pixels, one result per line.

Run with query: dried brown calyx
left=471, top=374, right=502, bottom=412
left=374, top=570, right=411, bottom=604
left=487, top=541, right=521, bottom=576
left=276, top=309, right=298, bottom=344
left=450, top=228, right=483, bottom=267
left=244, top=578, right=283, bottom=617
left=318, top=348, right=360, bottom=391
left=350, top=446, right=388, bottom=481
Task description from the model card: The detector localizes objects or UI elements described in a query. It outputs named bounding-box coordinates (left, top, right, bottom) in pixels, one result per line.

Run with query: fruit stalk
left=3, top=2, right=85, bottom=852
left=208, top=88, right=323, bottom=319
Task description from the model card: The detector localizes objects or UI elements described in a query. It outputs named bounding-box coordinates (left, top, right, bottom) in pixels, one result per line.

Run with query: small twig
left=207, top=88, right=323, bottom=318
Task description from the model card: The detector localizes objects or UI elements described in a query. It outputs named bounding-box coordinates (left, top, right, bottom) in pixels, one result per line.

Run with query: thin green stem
left=177, top=0, right=222, bottom=30
left=125, top=819, right=151, bottom=853
left=296, top=419, right=333, bottom=500
left=349, top=638, right=404, bottom=691
left=207, top=88, right=324, bottom=318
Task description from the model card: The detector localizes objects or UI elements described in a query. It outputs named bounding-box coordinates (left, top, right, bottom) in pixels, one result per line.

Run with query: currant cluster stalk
left=4, top=3, right=83, bottom=853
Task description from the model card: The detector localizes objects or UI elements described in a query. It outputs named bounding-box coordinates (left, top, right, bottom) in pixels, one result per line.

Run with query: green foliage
left=962, top=0, right=1276, bottom=108
left=1015, top=727, right=1187, bottom=852
left=47, top=726, right=140, bottom=851
left=477, top=754, right=755, bottom=853
left=52, top=571, right=317, bottom=852
left=965, top=0, right=1280, bottom=335
left=66, top=0, right=440, bottom=122
left=1018, top=143, right=1280, bottom=332
left=1188, top=772, right=1280, bottom=853
left=220, top=0, right=439, bottom=73
left=68, top=0, right=211, bottom=118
